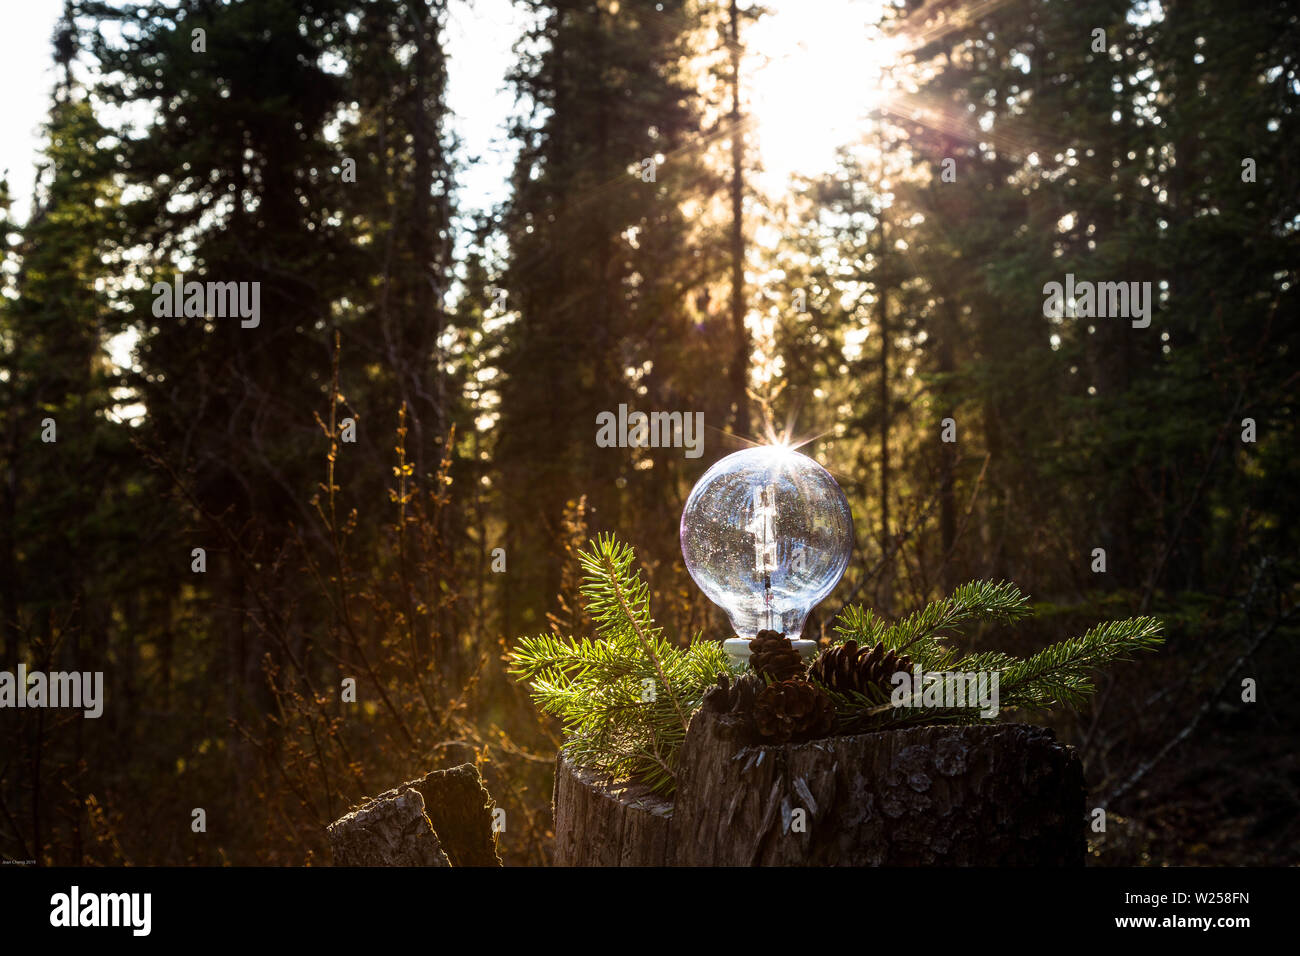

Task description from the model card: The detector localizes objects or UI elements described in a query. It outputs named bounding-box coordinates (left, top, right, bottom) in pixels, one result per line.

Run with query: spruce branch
left=833, top=580, right=1031, bottom=669
left=579, top=533, right=690, bottom=732
left=996, top=616, right=1165, bottom=711
left=509, top=534, right=725, bottom=794
left=821, top=613, right=1159, bottom=733
left=884, top=579, right=1031, bottom=653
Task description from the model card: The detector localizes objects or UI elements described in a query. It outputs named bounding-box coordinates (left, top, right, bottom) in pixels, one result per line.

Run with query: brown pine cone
left=705, top=671, right=763, bottom=715
left=748, top=630, right=805, bottom=682
left=752, top=678, right=836, bottom=743
left=703, top=671, right=765, bottom=743
left=809, top=639, right=913, bottom=698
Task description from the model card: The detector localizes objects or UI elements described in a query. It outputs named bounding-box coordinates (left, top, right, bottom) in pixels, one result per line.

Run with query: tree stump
left=328, top=786, right=450, bottom=866
left=554, top=707, right=1086, bottom=866
left=552, top=761, right=674, bottom=866
left=328, top=763, right=502, bottom=866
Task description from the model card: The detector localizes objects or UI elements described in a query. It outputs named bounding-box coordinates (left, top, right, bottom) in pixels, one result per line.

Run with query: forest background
left=1, top=0, right=1296, bottom=866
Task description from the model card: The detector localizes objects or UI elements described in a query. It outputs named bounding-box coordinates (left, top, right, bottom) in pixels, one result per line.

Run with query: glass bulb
left=680, top=445, right=853, bottom=644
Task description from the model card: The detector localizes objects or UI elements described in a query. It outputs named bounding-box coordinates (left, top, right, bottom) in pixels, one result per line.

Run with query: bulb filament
left=748, top=483, right=778, bottom=631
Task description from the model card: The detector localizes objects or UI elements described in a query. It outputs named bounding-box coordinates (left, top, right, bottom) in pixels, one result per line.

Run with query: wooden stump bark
left=328, top=787, right=451, bottom=866
left=328, top=763, right=502, bottom=866
left=554, top=708, right=1085, bottom=866
left=552, top=760, right=674, bottom=866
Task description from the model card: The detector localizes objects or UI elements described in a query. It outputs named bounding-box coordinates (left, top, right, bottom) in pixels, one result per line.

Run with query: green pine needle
left=509, top=534, right=726, bottom=795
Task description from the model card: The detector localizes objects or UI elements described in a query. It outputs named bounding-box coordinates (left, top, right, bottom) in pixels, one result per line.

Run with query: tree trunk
left=726, top=0, right=750, bottom=436
left=875, top=200, right=892, bottom=615
left=554, top=708, right=1085, bottom=866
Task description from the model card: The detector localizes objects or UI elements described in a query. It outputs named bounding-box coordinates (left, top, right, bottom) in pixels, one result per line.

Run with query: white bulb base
left=724, top=636, right=818, bottom=672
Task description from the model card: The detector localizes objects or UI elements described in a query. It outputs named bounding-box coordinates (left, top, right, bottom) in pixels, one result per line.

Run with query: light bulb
left=680, top=445, right=853, bottom=665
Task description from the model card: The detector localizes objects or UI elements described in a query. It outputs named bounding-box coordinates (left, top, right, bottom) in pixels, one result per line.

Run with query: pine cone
left=704, top=671, right=765, bottom=742
left=705, top=671, right=763, bottom=716
left=809, top=639, right=913, bottom=698
left=748, top=630, right=805, bottom=682
left=752, top=678, right=836, bottom=743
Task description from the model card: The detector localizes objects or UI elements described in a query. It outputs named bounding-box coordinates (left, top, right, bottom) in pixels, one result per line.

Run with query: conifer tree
left=498, top=0, right=714, bottom=633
